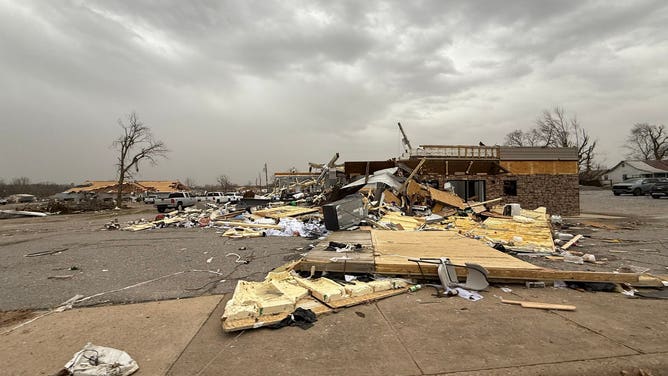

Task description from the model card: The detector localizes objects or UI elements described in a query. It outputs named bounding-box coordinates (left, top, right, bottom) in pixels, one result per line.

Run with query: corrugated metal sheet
left=499, top=147, right=578, bottom=161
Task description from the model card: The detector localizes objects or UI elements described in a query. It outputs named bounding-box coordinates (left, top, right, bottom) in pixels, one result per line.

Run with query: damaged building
left=345, top=145, right=579, bottom=216
left=56, top=180, right=190, bottom=202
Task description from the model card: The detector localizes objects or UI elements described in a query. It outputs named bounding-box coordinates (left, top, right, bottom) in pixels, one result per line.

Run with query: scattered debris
left=56, top=342, right=139, bottom=376
left=25, top=248, right=69, bottom=257
left=226, top=252, right=250, bottom=264
left=0, top=210, right=47, bottom=219
left=501, top=298, right=576, bottom=311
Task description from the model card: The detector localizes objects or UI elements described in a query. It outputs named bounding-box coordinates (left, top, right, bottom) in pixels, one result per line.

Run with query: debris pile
left=119, top=204, right=328, bottom=240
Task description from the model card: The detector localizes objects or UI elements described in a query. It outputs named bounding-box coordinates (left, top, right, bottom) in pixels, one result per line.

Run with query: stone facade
left=433, top=173, right=580, bottom=216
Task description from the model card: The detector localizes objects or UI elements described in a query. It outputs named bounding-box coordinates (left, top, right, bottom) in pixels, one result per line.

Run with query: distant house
left=604, top=160, right=668, bottom=184
left=56, top=180, right=189, bottom=202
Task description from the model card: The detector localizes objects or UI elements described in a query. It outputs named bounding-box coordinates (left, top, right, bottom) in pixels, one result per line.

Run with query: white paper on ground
left=64, top=342, right=139, bottom=376
left=452, top=287, right=483, bottom=301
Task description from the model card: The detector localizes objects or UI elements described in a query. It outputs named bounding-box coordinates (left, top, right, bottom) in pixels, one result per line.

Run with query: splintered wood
left=428, top=186, right=466, bottom=209
left=451, top=208, right=555, bottom=253
left=253, top=206, right=319, bottom=219
left=222, top=261, right=411, bottom=332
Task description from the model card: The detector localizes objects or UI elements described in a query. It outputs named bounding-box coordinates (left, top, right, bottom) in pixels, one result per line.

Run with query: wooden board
left=499, top=161, right=578, bottom=175
left=428, top=187, right=466, bottom=209
left=378, top=212, right=425, bottom=230
left=383, top=189, right=400, bottom=205
left=253, top=206, right=319, bottom=219
left=222, top=297, right=332, bottom=332
left=561, top=234, right=583, bottom=250
left=501, top=299, right=576, bottom=311
left=485, top=268, right=659, bottom=285
left=452, top=211, right=554, bottom=253
left=372, top=230, right=542, bottom=276
left=299, top=231, right=375, bottom=274
left=322, top=288, right=409, bottom=309
left=214, top=221, right=282, bottom=229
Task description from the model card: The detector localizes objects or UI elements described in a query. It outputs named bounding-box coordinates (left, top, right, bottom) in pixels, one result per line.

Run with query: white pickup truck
left=225, top=192, right=243, bottom=203
left=155, top=192, right=196, bottom=212
left=199, top=192, right=228, bottom=204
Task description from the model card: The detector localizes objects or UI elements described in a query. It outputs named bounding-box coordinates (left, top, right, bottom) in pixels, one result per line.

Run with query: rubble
left=20, top=153, right=660, bottom=336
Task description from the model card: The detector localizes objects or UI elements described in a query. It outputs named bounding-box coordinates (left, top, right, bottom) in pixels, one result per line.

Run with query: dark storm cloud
left=1, top=0, right=666, bottom=184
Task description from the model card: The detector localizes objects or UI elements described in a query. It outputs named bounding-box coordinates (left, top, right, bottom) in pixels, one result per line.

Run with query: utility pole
left=264, top=163, right=269, bottom=193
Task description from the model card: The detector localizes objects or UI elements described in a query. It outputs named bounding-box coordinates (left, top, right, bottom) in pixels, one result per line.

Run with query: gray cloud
left=1, top=0, right=667, bottom=185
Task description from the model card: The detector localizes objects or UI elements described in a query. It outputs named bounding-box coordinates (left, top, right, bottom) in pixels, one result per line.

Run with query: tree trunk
left=116, top=170, right=125, bottom=208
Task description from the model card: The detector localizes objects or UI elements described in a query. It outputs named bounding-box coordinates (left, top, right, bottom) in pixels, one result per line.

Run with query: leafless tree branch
left=113, top=112, right=169, bottom=206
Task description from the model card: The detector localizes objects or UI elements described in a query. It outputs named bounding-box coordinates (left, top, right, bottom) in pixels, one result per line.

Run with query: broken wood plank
left=428, top=186, right=466, bottom=209
left=322, top=288, right=409, bottom=309
left=466, top=197, right=503, bottom=208
left=501, top=298, right=576, bottom=311
left=214, top=221, right=282, bottom=229
left=561, top=234, right=583, bottom=250
left=485, top=269, right=662, bottom=286
left=222, top=297, right=332, bottom=332
left=253, top=206, right=319, bottom=219
left=399, top=158, right=426, bottom=195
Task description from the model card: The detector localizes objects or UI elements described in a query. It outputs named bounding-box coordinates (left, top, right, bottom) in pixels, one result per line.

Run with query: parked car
left=0, top=198, right=7, bottom=205
left=154, top=192, right=196, bottom=212
left=200, top=192, right=229, bottom=204
left=144, top=192, right=169, bottom=204
left=612, top=178, right=660, bottom=196
left=650, top=180, right=668, bottom=199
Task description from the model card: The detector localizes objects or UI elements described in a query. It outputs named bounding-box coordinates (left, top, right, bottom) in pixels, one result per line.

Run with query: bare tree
left=576, top=127, right=597, bottom=172
left=504, top=129, right=541, bottom=146
left=184, top=177, right=197, bottom=189
left=625, top=123, right=667, bottom=160
left=217, top=174, right=231, bottom=191
left=11, top=177, right=31, bottom=186
left=113, top=112, right=168, bottom=207
left=504, top=107, right=598, bottom=171
left=535, top=107, right=575, bottom=147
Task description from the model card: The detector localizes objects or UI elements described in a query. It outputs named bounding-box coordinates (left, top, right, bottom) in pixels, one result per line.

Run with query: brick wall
left=432, top=174, right=580, bottom=216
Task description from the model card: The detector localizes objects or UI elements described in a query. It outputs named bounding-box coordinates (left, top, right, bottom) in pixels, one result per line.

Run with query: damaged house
left=345, top=145, right=580, bottom=216
left=56, top=180, right=190, bottom=202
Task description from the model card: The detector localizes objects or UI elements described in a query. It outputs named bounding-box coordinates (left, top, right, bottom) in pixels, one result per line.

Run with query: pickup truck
left=199, top=192, right=229, bottom=204
left=225, top=192, right=242, bottom=203
left=155, top=192, right=196, bottom=212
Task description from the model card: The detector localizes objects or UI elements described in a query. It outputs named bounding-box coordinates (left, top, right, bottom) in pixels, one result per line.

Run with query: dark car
left=612, top=178, right=660, bottom=196
left=650, top=180, right=668, bottom=199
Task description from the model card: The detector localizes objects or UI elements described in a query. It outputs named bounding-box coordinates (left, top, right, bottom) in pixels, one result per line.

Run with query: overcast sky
left=1, top=1, right=666, bottom=185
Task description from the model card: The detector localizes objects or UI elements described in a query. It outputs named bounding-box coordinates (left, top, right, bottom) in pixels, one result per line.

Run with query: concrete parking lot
left=0, top=189, right=666, bottom=375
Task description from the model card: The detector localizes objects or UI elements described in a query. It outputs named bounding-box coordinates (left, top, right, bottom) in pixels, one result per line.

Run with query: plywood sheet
left=499, top=161, right=577, bottom=175
left=372, top=230, right=541, bottom=276
left=299, top=231, right=375, bottom=274
left=428, top=187, right=466, bottom=209
left=451, top=210, right=554, bottom=253
left=253, top=205, right=319, bottom=219
left=378, top=212, right=425, bottom=230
